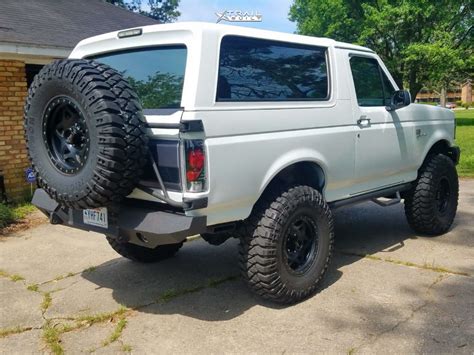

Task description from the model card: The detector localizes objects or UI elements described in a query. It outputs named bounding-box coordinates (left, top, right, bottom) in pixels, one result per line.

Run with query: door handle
left=357, top=116, right=371, bottom=126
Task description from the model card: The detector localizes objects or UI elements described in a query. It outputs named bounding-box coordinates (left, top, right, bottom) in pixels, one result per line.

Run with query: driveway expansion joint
left=1, top=270, right=240, bottom=354
left=337, top=250, right=471, bottom=277
left=0, top=326, right=36, bottom=338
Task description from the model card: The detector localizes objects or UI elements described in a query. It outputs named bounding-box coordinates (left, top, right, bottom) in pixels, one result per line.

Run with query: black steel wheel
left=283, top=213, right=319, bottom=275
left=436, top=177, right=451, bottom=214
left=42, top=97, right=90, bottom=174
left=239, top=185, right=334, bottom=304
left=404, top=154, right=459, bottom=235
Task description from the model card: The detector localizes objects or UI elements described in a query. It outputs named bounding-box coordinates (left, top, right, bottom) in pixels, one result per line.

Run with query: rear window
left=217, top=36, right=329, bottom=102
left=92, top=46, right=187, bottom=109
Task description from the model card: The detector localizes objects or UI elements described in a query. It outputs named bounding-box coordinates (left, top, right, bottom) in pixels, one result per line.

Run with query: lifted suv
left=27, top=23, right=460, bottom=304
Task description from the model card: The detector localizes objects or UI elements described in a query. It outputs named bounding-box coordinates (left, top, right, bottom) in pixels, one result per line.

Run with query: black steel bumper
left=32, top=189, right=207, bottom=248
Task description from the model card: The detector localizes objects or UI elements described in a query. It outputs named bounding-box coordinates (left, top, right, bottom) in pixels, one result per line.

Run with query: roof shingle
left=0, top=0, right=158, bottom=49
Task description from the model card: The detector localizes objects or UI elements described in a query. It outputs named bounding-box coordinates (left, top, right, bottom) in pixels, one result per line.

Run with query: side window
left=217, top=36, right=329, bottom=102
left=350, top=56, right=385, bottom=106
left=350, top=56, right=396, bottom=107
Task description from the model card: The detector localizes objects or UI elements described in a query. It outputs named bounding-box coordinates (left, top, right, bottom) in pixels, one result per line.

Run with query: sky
left=178, top=0, right=297, bottom=33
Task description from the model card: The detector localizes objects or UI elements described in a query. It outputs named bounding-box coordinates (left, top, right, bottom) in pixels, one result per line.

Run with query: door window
left=350, top=56, right=394, bottom=106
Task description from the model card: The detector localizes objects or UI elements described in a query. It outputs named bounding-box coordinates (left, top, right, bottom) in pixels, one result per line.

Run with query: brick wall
left=0, top=60, right=30, bottom=201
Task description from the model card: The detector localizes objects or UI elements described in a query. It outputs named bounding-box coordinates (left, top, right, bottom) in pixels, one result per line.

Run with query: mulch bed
left=0, top=210, right=48, bottom=237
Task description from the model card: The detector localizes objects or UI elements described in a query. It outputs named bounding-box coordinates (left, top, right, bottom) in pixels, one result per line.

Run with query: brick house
left=0, top=0, right=157, bottom=201
left=416, top=81, right=473, bottom=104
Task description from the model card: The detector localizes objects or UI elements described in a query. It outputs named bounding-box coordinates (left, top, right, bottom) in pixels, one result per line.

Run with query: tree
left=106, top=0, right=180, bottom=23
left=289, top=0, right=473, bottom=102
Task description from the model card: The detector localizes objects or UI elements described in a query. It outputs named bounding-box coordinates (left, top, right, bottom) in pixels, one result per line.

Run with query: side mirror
left=386, top=90, right=411, bottom=111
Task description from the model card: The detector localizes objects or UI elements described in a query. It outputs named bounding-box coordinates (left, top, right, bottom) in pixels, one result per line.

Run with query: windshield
left=91, top=45, right=187, bottom=109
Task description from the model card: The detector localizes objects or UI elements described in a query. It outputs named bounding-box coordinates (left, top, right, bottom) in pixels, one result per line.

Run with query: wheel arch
left=258, top=155, right=328, bottom=202
left=421, top=139, right=459, bottom=167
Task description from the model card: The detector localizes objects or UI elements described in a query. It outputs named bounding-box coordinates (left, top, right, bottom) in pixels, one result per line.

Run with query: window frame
left=349, top=54, right=395, bottom=107
left=380, top=69, right=396, bottom=106
left=215, top=35, right=331, bottom=103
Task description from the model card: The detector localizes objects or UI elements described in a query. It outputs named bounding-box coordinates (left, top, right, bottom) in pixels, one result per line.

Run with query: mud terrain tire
left=24, top=59, right=148, bottom=209
left=404, top=154, right=458, bottom=235
left=239, top=185, right=334, bottom=304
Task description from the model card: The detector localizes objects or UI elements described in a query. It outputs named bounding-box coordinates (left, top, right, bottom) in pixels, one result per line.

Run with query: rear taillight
left=185, top=140, right=206, bottom=192
left=187, top=148, right=204, bottom=181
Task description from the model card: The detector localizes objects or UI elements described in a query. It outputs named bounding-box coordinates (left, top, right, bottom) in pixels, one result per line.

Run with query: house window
left=25, top=64, right=44, bottom=88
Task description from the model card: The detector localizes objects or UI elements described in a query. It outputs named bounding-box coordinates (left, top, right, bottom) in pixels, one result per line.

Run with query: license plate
left=83, top=207, right=108, bottom=228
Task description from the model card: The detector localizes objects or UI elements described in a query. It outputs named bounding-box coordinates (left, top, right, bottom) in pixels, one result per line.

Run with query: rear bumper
left=32, top=189, right=207, bottom=248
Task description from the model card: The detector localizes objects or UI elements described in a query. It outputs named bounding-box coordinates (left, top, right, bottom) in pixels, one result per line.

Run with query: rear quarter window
left=91, top=46, right=187, bottom=109
left=217, top=36, right=329, bottom=102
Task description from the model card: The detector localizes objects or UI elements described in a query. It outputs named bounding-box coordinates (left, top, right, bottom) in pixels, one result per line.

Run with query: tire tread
left=404, top=154, right=458, bottom=235
left=238, top=185, right=334, bottom=304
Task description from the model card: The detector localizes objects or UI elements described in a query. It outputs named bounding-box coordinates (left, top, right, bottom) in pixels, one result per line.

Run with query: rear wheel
left=239, top=185, right=334, bottom=304
left=106, top=237, right=183, bottom=263
left=404, top=154, right=458, bottom=235
left=201, top=232, right=233, bottom=246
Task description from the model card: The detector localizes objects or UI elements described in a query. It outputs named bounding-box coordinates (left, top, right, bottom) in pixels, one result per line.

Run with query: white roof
left=74, top=21, right=373, bottom=54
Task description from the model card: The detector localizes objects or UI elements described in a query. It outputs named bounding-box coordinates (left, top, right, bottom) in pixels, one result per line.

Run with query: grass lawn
left=455, top=109, right=474, bottom=177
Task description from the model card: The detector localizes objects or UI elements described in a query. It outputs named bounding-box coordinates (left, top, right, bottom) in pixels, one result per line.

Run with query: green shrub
left=463, top=102, right=470, bottom=109
left=12, top=204, right=36, bottom=220
left=0, top=203, right=36, bottom=229
left=418, top=101, right=438, bottom=106
left=456, top=100, right=463, bottom=106
left=0, top=204, right=15, bottom=229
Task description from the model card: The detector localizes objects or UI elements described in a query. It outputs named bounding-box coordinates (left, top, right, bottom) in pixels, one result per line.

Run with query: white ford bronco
left=26, top=23, right=460, bottom=304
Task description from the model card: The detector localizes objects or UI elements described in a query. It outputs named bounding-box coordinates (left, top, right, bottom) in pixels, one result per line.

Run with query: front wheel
left=404, top=154, right=459, bottom=235
left=239, top=185, right=334, bottom=304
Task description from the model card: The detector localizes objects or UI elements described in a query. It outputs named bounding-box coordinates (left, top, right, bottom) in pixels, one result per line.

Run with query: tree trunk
left=440, top=86, right=447, bottom=107
left=408, top=68, right=422, bottom=102
left=408, top=83, right=422, bottom=103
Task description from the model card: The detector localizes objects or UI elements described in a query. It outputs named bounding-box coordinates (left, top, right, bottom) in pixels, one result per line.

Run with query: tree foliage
left=106, top=0, right=180, bottom=23
left=289, top=0, right=473, bottom=100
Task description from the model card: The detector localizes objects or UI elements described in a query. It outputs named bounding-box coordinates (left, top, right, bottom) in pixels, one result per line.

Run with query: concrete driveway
left=1, top=180, right=473, bottom=354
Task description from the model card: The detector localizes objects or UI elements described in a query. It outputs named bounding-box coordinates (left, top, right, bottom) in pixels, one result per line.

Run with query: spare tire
left=24, top=59, right=148, bottom=209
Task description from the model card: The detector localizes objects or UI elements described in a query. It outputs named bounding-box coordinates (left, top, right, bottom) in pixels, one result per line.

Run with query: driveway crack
left=348, top=274, right=448, bottom=353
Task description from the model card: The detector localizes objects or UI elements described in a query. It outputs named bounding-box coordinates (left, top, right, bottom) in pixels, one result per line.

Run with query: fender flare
left=258, top=148, right=329, bottom=197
